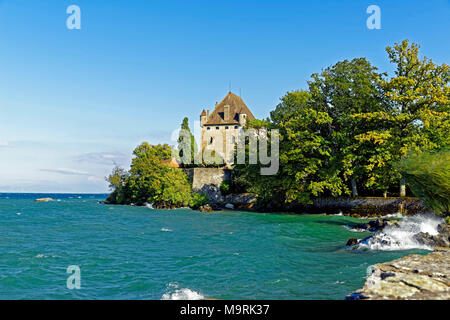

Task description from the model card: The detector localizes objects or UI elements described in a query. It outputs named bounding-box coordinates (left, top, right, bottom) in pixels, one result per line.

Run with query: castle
left=200, top=92, right=255, bottom=164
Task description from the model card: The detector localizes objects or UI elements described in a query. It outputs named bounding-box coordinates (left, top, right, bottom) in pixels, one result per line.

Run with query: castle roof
left=204, top=92, right=255, bottom=125
left=200, top=109, right=206, bottom=117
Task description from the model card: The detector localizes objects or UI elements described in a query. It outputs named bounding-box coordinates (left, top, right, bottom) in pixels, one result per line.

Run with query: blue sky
left=0, top=0, right=449, bottom=193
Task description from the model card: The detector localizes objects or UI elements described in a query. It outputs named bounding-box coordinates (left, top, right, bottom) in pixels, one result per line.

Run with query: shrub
left=106, top=143, right=193, bottom=207
left=189, top=193, right=209, bottom=209
left=220, top=181, right=231, bottom=195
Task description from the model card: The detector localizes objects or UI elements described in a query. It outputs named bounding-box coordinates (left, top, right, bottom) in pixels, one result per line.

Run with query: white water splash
left=35, top=254, right=56, bottom=259
left=160, top=228, right=172, bottom=232
left=161, top=283, right=204, bottom=300
left=145, top=203, right=154, bottom=209
left=343, top=225, right=367, bottom=233
left=355, top=214, right=443, bottom=251
left=383, top=212, right=404, bottom=219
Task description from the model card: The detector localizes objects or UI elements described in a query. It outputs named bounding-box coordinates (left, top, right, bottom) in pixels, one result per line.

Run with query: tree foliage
left=106, top=143, right=195, bottom=207
left=232, top=40, right=449, bottom=207
left=177, top=117, right=198, bottom=166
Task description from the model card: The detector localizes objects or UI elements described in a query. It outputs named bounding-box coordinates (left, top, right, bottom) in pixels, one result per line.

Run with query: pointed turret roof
left=204, top=92, right=255, bottom=125
left=200, top=109, right=207, bottom=117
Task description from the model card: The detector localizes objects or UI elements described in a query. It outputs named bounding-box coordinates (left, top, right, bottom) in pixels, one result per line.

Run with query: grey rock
left=225, top=203, right=235, bottom=210
left=347, top=248, right=450, bottom=300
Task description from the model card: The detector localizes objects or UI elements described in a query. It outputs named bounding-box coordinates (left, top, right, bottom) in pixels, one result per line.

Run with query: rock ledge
left=347, top=248, right=450, bottom=300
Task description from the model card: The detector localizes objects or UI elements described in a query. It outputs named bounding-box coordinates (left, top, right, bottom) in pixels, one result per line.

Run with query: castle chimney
left=224, top=105, right=230, bottom=121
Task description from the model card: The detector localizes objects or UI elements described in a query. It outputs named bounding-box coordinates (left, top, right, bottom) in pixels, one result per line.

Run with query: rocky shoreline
left=347, top=248, right=450, bottom=300
left=206, top=194, right=426, bottom=217
left=346, top=217, right=450, bottom=300
left=345, top=216, right=450, bottom=250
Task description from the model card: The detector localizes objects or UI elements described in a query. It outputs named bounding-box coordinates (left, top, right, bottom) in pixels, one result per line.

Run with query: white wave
left=35, top=254, right=56, bottom=259
left=354, top=214, right=443, bottom=251
left=343, top=225, right=367, bottom=232
left=161, top=283, right=204, bottom=300
left=383, top=212, right=404, bottom=219
left=16, top=212, right=21, bottom=216
left=145, top=203, right=154, bottom=209
left=160, top=228, right=172, bottom=232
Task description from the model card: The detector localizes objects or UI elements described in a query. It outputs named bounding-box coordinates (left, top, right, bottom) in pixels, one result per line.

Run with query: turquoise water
left=0, top=193, right=426, bottom=300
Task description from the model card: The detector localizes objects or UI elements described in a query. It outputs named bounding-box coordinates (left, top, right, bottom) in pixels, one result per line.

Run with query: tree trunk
left=400, top=177, right=406, bottom=197
left=351, top=178, right=358, bottom=198
left=383, top=191, right=388, bottom=198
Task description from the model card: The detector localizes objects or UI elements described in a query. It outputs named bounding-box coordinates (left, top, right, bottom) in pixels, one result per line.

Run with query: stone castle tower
left=200, top=92, right=255, bottom=164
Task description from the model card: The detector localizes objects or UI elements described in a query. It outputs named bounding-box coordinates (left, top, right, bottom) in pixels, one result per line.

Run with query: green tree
left=106, top=142, right=193, bottom=207
left=269, top=90, right=311, bottom=127
left=178, top=117, right=198, bottom=166
left=356, top=40, right=450, bottom=196
left=105, top=166, right=129, bottom=204
left=308, top=58, right=387, bottom=197
left=280, top=104, right=346, bottom=203
left=234, top=92, right=345, bottom=207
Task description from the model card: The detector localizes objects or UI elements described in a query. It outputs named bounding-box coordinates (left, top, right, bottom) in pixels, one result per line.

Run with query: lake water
left=0, top=193, right=426, bottom=300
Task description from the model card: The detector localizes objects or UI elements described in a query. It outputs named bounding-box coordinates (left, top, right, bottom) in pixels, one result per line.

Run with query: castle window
left=209, top=137, right=213, bottom=144
left=225, top=126, right=229, bottom=130
left=207, top=127, right=210, bottom=130
left=234, top=126, right=238, bottom=129
left=216, top=127, right=219, bottom=130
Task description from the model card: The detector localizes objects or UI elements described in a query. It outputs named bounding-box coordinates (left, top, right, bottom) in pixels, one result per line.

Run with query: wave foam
left=354, top=214, right=443, bottom=251
left=343, top=225, right=367, bottom=232
left=161, top=283, right=204, bottom=300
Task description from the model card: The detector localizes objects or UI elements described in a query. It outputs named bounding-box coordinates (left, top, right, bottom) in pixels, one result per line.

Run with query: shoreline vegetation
left=106, top=39, right=449, bottom=218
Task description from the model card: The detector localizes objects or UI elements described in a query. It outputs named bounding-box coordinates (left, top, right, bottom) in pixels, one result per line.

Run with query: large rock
left=347, top=248, right=450, bottom=300
left=225, top=203, right=235, bottom=210
left=413, top=230, right=450, bottom=248
left=347, top=218, right=391, bottom=233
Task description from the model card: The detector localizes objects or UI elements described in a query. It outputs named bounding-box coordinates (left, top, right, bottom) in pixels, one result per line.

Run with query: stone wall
left=183, top=168, right=231, bottom=203
left=278, top=197, right=426, bottom=216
